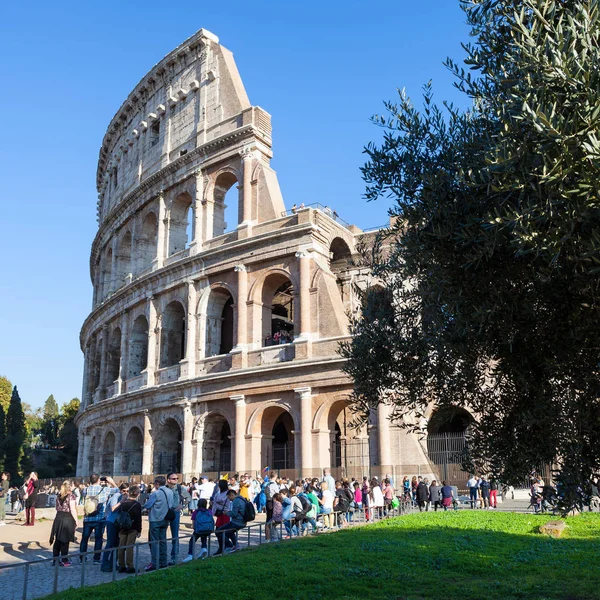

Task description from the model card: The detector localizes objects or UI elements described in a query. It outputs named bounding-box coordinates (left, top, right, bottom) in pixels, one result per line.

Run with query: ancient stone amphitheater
left=75, top=29, right=442, bottom=482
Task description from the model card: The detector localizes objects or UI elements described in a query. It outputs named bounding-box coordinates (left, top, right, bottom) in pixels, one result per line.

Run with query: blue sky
left=0, top=1, right=471, bottom=409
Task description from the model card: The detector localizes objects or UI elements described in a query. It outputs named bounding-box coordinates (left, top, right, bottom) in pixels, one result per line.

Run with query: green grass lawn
left=44, top=511, right=600, bottom=600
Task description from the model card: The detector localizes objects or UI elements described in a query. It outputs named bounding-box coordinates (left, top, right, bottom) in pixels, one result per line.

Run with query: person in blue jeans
left=165, top=472, right=190, bottom=564
left=143, top=476, right=174, bottom=571
left=101, top=482, right=129, bottom=572
left=215, top=490, right=246, bottom=555
left=80, top=475, right=118, bottom=563
left=467, top=475, right=480, bottom=509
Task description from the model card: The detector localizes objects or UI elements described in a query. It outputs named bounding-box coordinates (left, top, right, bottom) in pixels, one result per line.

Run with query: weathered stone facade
left=76, top=28, right=436, bottom=480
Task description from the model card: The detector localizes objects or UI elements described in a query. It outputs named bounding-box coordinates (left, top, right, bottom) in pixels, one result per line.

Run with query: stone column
left=144, top=296, right=159, bottom=385
left=181, top=400, right=194, bottom=477
left=295, top=251, right=311, bottom=339
left=231, top=265, right=248, bottom=370
left=109, top=238, right=118, bottom=294
left=76, top=430, right=85, bottom=476
left=82, top=430, right=93, bottom=476
left=118, top=311, right=129, bottom=394
left=181, top=280, right=197, bottom=379
left=232, top=395, right=246, bottom=473
left=113, top=428, right=123, bottom=476
left=295, top=387, right=313, bottom=474
left=142, top=410, right=153, bottom=475
left=81, top=345, right=91, bottom=409
left=377, top=403, right=392, bottom=469
left=241, top=149, right=256, bottom=226
left=190, top=171, right=204, bottom=254
left=153, top=190, right=167, bottom=269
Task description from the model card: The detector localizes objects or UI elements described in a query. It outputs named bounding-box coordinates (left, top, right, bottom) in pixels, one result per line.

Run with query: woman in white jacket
left=370, top=479, right=384, bottom=519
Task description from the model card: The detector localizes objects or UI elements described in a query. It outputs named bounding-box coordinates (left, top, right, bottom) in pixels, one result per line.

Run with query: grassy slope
left=44, top=512, right=600, bottom=600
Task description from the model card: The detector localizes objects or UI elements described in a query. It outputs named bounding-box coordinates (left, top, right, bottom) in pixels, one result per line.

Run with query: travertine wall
left=76, top=28, right=437, bottom=481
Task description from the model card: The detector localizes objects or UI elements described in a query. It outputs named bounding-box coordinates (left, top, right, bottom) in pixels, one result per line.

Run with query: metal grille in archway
left=331, top=438, right=371, bottom=480
left=426, top=432, right=470, bottom=489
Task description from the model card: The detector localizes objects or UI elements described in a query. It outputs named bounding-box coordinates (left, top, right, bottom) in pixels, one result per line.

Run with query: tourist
left=381, top=478, right=395, bottom=515
left=23, top=472, right=39, bottom=526
left=0, top=472, right=9, bottom=526
left=80, top=474, right=118, bottom=564
left=353, top=481, right=362, bottom=513
left=489, top=477, right=499, bottom=509
left=166, top=472, right=189, bottom=565
left=281, top=488, right=297, bottom=537
left=440, top=480, right=454, bottom=511
left=267, top=492, right=283, bottom=541
left=479, top=476, right=491, bottom=509
left=212, top=479, right=231, bottom=529
left=428, top=480, right=442, bottom=511
left=11, top=486, right=21, bottom=513
left=411, top=476, right=418, bottom=503
left=291, top=203, right=297, bottom=214
left=319, top=480, right=334, bottom=529
left=117, top=485, right=142, bottom=574
left=298, top=486, right=317, bottom=532
left=49, top=480, right=78, bottom=567
left=467, top=474, right=480, bottom=509
left=402, top=476, right=411, bottom=501
left=361, top=477, right=371, bottom=521
left=215, top=489, right=246, bottom=555
left=322, top=468, right=336, bottom=493
left=143, top=476, right=174, bottom=572
left=183, top=498, right=214, bottom=561
left=188, top=477, right=199, bottom=513
left=101, top=482, right=129, bottom=572
left=333, top=480, right=350, bottom=526
left=371, top=478, right=385, bottom=518
left=239, top=473, right=251, bottom=501
left=416, top=478, right=429, bottom=512
left=264, top=472, right=280, bottom=540
left=198, top=476, right=214, bottom=505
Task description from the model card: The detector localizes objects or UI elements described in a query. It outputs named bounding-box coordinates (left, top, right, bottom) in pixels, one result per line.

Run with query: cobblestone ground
left=1, top=500, right=534, bottom=600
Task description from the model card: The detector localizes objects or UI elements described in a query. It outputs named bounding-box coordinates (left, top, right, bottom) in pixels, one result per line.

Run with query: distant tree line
left=0, top=375, right=79, bottom=483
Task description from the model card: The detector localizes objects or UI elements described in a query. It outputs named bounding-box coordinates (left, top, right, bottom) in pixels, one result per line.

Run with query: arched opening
left=326, top=402, right=370, bottom=477
left=153, top=419, right=182, bottom=474
left=168, top=193, right=193, bottom=255
left=201, top=414, right=232, bottom=473
left=329, top=237, right=353, bottom=304
left=91, top=339, right=102, bottom=396
left=101, top=432, right=115, bottom=473
left=136, top=212, right=158, bottom=273
left=116, top=231, right=132, bottom=287
left=261, top=274, right=295, bottom=346
left=205, top=288, right=234, bottom=357
left=160, top=301, right=186, bottom=368
left=257, top=406, right=296, bottom=471
left=213, top=172, right=238, bottom=237
left=122, top=427, right=143, bottom=474
left=101, top=248, right=113, bottom=298
left=128, top=316, right=149, bottom=378
left=426, top=407, right=474, bottom=486
left=106, top=328, right=122, bottom=384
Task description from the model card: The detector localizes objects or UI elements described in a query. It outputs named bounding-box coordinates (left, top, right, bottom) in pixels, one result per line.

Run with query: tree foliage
left=343, top=0, right=600, bottom=511
left=0, top=404, right=6, bottom=471
left=0, top=376, right=12, bottom=413
left=4, top=386, right=25, bottom=477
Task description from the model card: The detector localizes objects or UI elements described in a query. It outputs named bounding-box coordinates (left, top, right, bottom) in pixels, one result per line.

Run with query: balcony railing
left=155, top=364, right=181, bottom=385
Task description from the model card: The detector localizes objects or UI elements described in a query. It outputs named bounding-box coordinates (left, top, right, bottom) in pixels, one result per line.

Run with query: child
left=183, top=499, right=214, bottom=561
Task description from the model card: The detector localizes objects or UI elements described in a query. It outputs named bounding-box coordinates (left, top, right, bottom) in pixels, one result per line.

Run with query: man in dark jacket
left=428, top=480, right=442, bottom=511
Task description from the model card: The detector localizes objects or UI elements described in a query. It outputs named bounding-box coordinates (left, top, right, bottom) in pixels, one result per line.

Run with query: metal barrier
left=2, top=501, right=414, bottom=600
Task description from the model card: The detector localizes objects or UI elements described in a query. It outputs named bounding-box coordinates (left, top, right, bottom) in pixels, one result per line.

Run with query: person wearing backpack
left=182, top=498, right=214, bottom=562
left=215, top=489, right=247, bottom=555
left=101, top=482, right=129, bottom=572
left=79, top=474, right=118, bottom=564
left=116, top=485, right=142, bottom=573
left=165, top=473, right=190, bottom=565
left=143, top=476, right=174, bottom=572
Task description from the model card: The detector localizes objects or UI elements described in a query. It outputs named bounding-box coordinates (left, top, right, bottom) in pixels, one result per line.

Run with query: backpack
left=243, top=498, right=256, bottom=522
left=193, top=509, right=215, bottom=535
left=116, top=503, right=134, bottom=530
left=264, top=481, right=274, bottom=500
left=297, top=493, right=312, bottom=514
left=84, top=490, right=101, bottom=517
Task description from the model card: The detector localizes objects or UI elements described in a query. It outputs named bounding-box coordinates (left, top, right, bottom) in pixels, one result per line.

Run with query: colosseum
left=75, top=28, right=448, bottom=483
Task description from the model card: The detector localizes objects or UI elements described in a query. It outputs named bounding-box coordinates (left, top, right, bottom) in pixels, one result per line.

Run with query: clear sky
left=0, top=1, right=471, bottom=409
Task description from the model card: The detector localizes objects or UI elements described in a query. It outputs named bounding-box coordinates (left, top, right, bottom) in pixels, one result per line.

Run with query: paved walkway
left=1, top=499, right=534, bottom=600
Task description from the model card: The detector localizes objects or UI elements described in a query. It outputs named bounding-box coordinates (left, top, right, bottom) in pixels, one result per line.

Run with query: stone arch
left=136, top=211, right=158, bottom=273
left=101, top=430, right=116, bottom=473
left=101, top=247, right=113, bottom=298
left=253, top=270, right=297, bottom=346
left=212, top=170, right=239, bottom=236
left=168, top=192, right=194, bottom=255
left=153, top=417, right=182, bottom=474
left=204, top=287, right=234, bottom=357
left=106, top=327, right=122, bottom=384
left=116, top=230, right=133, bottom=287
left=427, top=406, right=474, bottom=435
left=88, top=434, right=97, bottom=475
left=128, top=315, right=149, bottom=378
left=196, top=412, right=233, bottom=473
left=160, top=300, right=186, bottom=368
left=122, top=425, right=143, bottom=474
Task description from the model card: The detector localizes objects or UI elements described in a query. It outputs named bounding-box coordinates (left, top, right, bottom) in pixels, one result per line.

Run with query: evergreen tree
left=0, top=376, right=11, bottom=413
left=344, top=0, right=600, bottom=512
left=43, top=394, right=59, bottom=419
left=0, top=404, right=6, bottom=471
left=42, top=394, right=59, bottom=446
left=4, top=386, right=26, bottom=477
